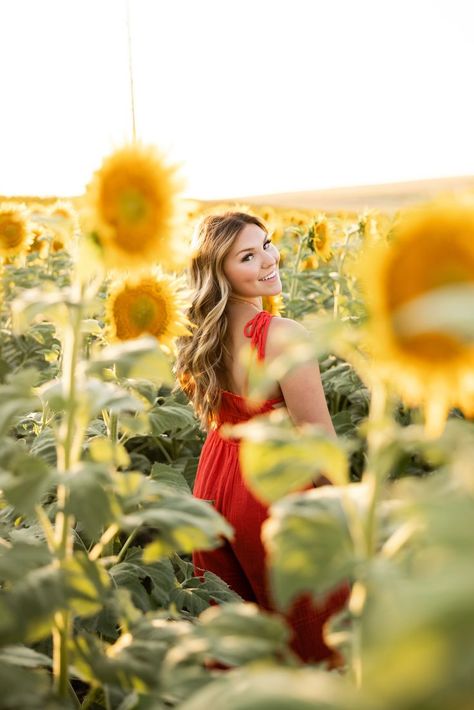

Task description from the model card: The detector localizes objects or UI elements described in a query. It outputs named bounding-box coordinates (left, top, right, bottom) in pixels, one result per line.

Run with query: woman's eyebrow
left=236, top=235, right=267, bottom=255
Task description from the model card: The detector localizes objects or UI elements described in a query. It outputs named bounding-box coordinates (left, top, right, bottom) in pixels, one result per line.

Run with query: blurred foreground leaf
left=263, top=485, right=363, bottom=608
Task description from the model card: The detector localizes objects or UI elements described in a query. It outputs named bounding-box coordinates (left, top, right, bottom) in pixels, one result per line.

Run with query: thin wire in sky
left=125, top=0, right=137, bottom=142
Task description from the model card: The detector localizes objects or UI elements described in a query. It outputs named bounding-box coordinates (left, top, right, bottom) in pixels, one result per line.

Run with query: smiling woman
left=223, top=222, right=281, bottom=298
left=173, top=211, right=349, bottom=665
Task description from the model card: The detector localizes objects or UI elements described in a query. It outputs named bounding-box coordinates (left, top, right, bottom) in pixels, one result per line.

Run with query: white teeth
left=260, top=270, right=276, bottom=281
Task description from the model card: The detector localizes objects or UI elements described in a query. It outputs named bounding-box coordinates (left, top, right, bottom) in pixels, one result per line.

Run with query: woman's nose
left=264, top=255, right=278, bottom=267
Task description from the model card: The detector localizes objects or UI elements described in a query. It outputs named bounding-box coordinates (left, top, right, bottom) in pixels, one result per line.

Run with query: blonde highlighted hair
left=173, top=211, right=268, bottom=431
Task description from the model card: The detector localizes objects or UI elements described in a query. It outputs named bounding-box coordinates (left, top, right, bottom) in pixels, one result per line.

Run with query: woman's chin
left=261, top=280, right=282, bottom=295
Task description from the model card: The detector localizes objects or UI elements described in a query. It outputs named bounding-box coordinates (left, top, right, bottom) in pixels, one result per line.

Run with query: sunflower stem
left=365, top=379, right=388, bottom=557
left=35, top=504, right=56, bottom=554
left=53, top=283, right=84, bottom=699
left=116, top=527, right=139, bottom=564
left=155, top=437, right=173, bottom=464
left=287, top=233, right=304, bottom=318
left=348, top=378, right=388, bottom=689
left=89, top=523, right=120, bottom=561
left=110, top=411, right=119, bottom=447
left=81, top=686, right=99, bottom=710
left=333, top=280, right=341, bottom=319
left=332, top=226, right=354, bottom=319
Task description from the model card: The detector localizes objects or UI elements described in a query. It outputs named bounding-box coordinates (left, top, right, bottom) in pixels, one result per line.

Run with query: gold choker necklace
left=228, top=296, right=261, bottom=312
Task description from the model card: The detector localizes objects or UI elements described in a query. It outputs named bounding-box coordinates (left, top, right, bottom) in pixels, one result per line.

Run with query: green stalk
left=80, top=686, right=99, bottom=709
left=332, top=226, right=355, bottom=319
left=286, top=235, right=304, bottom=318
left=53, top=287, right=84, bottom=699
left=348, top=379, right=388, bottom=688
left=110, top=411, right=118, bottom=459
left=333, top=280, right=341, bottom=319
left=364, top=380, right=388, bottom=557
left=155, top=437, right=173, bottom=464
left=116, top=528, right=139, bottom=564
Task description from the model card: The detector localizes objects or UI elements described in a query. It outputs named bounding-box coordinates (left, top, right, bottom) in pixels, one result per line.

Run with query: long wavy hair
left=173, top=211, right=268, bottom=431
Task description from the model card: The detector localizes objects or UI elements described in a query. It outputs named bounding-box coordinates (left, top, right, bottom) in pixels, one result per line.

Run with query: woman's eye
left=241, top=240, right=272, bottom=262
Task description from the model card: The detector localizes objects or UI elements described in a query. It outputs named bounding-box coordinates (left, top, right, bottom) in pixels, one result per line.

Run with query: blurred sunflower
left=278, top=247, right=290, bottom=267
left=255, top=205, right=277, bottom=223
left=84, top=143, right=183, bottom=272
left=299, top=254, right=319, bottom=271
left=0, top=203, right=34, bottom=258
left=284, top=209, right=310, bottom=229
left=361, top=209, right=392, bottom=244
left=106, top=269, right=192, bottom=352
left=49, top=200, right=79, bottom=236
left=312, top=215, right=332, bottom=260
left=263, top=293, right=284, bottom=316
left=28, top=225, right=47, bottom=255
left=50, top=234, right=68, bottom=253
left=359, top=196, right=474, bottom=433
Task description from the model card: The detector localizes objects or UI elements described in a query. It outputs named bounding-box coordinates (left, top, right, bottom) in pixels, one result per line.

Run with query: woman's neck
left=227, top=295, right=261, bottom=312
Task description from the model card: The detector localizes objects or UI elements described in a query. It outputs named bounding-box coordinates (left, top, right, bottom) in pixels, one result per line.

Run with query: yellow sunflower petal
left=262, top=293, right=284, bottom=316
left=358, top=195, right=474, bottom=431
left=299, top=254, right=320, bottom=271
left=312, top=214, right=332, bottom=261
left=105, top=268, right=192, bottom=351
left=48, top=199, right=79, bottom=241
left=84, top=143, right=184, bottom=272
left=0, top=203, right=34, bottom=258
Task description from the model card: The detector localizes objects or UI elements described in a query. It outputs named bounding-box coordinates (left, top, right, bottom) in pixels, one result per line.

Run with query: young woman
left=174, top=211, right=349, bottom=664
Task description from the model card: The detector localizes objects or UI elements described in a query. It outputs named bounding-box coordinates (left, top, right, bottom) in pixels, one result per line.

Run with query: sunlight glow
left=1, top=0, right=473, bottom=200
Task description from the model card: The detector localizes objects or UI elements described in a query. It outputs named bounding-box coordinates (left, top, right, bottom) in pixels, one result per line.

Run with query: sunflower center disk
left=118, top=188, right=148, bottom=224
left=386, top=242, right=474, bottom=360
left=0, top=220, right=22, bottom=248
left=112, top=288, right=168, bottom=341
left=396, top=332, right=465, bottom=362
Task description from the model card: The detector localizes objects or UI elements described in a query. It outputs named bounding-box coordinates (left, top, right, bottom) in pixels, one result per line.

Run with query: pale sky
left=1, top=0, right=473, bottom=200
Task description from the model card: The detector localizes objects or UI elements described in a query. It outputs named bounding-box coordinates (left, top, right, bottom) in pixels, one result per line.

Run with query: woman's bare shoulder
left=267, top=316, right=309, bottom=357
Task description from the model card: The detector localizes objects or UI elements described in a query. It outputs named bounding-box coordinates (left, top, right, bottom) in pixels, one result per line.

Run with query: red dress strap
left=243, top=311, right=273, bottom=362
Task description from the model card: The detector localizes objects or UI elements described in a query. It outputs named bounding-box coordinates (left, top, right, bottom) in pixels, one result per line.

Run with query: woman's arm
left=267, top=317, right=337, bottom=439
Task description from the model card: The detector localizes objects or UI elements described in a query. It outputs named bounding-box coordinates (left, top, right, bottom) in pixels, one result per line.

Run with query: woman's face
left=222, top=223, right=281, bottom=298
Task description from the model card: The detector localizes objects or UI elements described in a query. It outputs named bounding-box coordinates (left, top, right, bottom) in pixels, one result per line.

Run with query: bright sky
left=1, top=0, right=473, bottom=200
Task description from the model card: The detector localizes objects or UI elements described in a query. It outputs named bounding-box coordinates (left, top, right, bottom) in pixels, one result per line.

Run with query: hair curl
left=173, top=211, right=267, bottom=431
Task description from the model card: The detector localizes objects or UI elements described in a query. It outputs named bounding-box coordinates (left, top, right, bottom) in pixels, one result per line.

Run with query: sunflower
left=254, top=205, right=277, bottom=223
left=312, top=214, right=332, bottom=261
left=262, top=293, right=284, bottom=316
left=0, top=202, right=34, bottom=258
left=106, top=269, right=192, bottom=352
left=359, top=195, right=474, bottom=433
left=278, top=247, right=290, bottom=267
left=84, top=143, right=183, bottom=272
left=50, top=234, right=68, bottom=253
left=299, top=254, right=319, bottom=271
left=284, top=209, right=310, bottom=229
left=360, top=209, right=392, bottom=244
left=28, top=225, right=48, bottom=255
left=49, top=199, right=79, bottom=238
left=0, top=203, right=34, bottom=258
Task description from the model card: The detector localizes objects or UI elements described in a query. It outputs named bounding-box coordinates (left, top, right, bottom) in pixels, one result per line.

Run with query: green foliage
left=179, top=666, right=362, bottom=710
left=263, top=486, right=358, bottom=607
left=235, top=412, right=350, bottom=503
left=1, top=219, right=474, bottom=708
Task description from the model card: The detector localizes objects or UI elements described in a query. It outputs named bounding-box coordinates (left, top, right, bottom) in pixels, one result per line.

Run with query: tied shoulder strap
left=243, top=311, right=273, bottom=362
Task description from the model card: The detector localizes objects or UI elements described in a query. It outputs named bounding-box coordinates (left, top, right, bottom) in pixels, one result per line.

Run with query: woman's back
left=222, top=305, right=283, bottom=401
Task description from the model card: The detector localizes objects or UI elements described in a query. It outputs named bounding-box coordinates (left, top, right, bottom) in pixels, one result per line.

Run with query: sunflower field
left=0, top=143, right=474, bottom=709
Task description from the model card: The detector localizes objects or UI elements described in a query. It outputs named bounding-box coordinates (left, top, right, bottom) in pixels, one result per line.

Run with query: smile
left=259, top=270, right=278, bottom=282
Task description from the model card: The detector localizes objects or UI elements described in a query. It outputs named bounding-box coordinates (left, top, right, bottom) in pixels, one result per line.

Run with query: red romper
left=192, top=310, right=349, bottom=663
